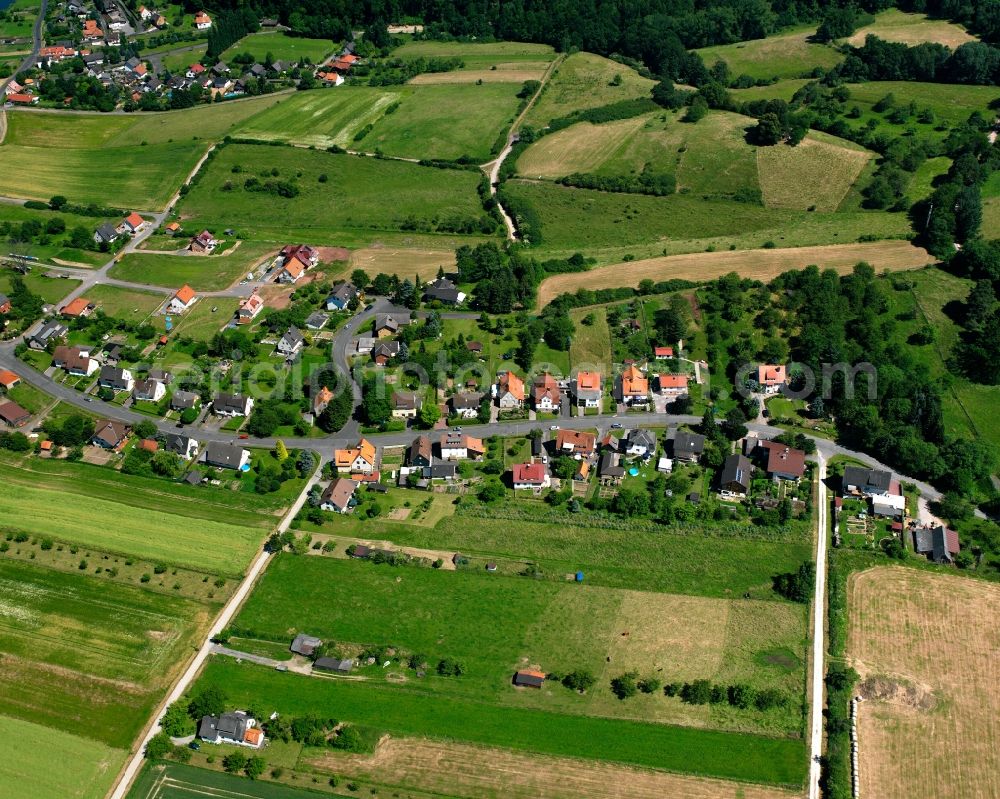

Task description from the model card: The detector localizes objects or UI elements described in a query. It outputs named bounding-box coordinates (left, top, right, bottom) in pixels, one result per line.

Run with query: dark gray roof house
left=213, top=392, right=252, bottom=416
left=98, top=365, right=132, bottom=391
left=625, top=428, right=657, bottom=455
left=305, top=311, right=327, bottom=330
left=30, top=319, right=68, bottom=350
left=423, top=277, right=465, bottom=304
left=599, top=452, right=626, bottom=481
left=171, top=390, right=199, bottom=410
left=94, top=222, right=119, bottom=244
left=450, top=391, right=482, bottom=412
left=203, top=441, right=249, bottom=470
left=424, top=463, right=457, bottom=479
left=719, top=453, right=752, bottom=496
left=314, top=657, right=353, bottom=674
left=249, top=63, right=267, bottom=78
left=913, top=525, right=960, bottom=564
left=277, top=326, right=304, bottom=356
left=290, top=633, right=322, bottom=656
left=198, top=711, right=259, bottom=745
left=671, top=431, right=706, bottom=462
left=842, top=465, right=892, bottom=496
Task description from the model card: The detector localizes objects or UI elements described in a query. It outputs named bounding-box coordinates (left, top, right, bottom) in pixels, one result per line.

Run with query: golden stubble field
left=535, top=240, right=933, bottom=309
left=847, top=567, right=1000, bottom=799
left=310, top=736, right=803, bottom=799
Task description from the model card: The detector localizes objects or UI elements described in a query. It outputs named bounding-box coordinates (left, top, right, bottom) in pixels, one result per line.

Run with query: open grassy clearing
left=86, top=284, right=167, bottom=321
left=174, top=144, right=488, bottom=241
left=729, top=78, right=812, bottom=103
left=0, top=481, right=262, bottom=574
left=0, top=454, right=284, bottom=526
left=907, top=156, right=951, bottom=202
left=846, top=9, right=976, bottom=47
left=347, top=245, right=455, bottom=281
left=0, top=270, right=81, bottom=305
left=845, top=81, right=998, bottom=127
left=410, top=65, right=549, bottom=84
left=0, top=715, right=125, bottom=799
left=199, top=658, right=806, bottom=786
left=983, top=196, right=1000, bottom=237
left=847, top=567, right=1000, bottom=799
left=0, top=558, right=211, bottom=748
left=569, top=306, right=612, bottom=373
left=523, top=52, right=655, bottom=129
left=109, top=243, right=276, bottom=291
left=365, top=512, right=812, bottom=600
left=505, top=179, right=913, bottom=260
left=696, top=27, right=841, bottom=80
left=358, top=83, right=520, bottom=161
left=167, top=296, right=239, bottom=340
left=391, top=40, right=556, bottom=64
left=236, top=555, right=805, bottom=732
left=0, top=139, right=203, bottom=209
left=222, top=31, right=335, bottom=63
left=0, top=203, right=107, bottom=266
left=231, top=87, right=401, bottom=149
left=314, top=737, right=802, bottom=799
left=757, top=133, right=872, bottom=211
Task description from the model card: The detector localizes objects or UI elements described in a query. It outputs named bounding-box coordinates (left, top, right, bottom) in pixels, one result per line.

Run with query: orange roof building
left=334, top=438, right=377, bottom=473
left=656, top=373, right=689, bottom=393
left=758, top=364, right=787, bottom=391
left=61, top=297, right=92, bottom=318
left=576, top=371, right=601, bottom=391
left=0, top=370, right=20, bottom=389
left=496, top=370, right=525, bottom=406
left=139, top=438, right=158, bottom=452
left=165, top=221, right=181, bottom=233
left=619, top=363, right=649, bottom=403
left=174, top=285, right=196, bottom=304
left=313, top=385, right=334, bottom=414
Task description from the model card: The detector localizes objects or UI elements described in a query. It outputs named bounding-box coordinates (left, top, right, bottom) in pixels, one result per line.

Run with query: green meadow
left=110, top=242, right=276, bottom=292
left=223, top=31, right=336, bottom=63
left=696, top=27, right=842, bottom=80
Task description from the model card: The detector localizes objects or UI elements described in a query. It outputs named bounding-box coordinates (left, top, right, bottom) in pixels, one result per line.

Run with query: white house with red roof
left=194, top=10, right=212, bottom=29
left=189, top=230, right=218, bottom=253
left=117, top=212, right=146, bottom=236
left=513, top=462, right=550, bottom=491
left=757, top=364, right=787, bottom=394
left=168, top=285, right=197, bottom=313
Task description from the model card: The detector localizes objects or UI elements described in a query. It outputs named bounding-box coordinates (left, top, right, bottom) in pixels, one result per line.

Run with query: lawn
left=358, top=83, right=521, bottom=161
left=109, top=243, right=276, bottom=291
left=569, top=306, right=612, bottom=373
left=0, top=558, right=212, bottom=748
left=502, top=179, right=912, bottom=261
left=695, top=27, right=842, bottom=80
left=86, top=284, right=167, bottom=322
left=523, top=52, right=655, bottom=128
left=173, top=144, right=490, bottom=241
left=0, top=715, right=126, bottom=799
left=222, top=31, right=336, bottom=63
left=234, top=555, right=807, bottom=735
left=0, top=480, right=262, bottom=574
left=168, top=296, right=239, bottom=340
left=231, top=86, right=402, bottom=149
left=197, top=658, right=807, bottom=786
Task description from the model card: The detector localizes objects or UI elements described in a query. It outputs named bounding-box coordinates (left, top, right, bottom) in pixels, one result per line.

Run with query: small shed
left=314, top=657, right=354, bottom=674
left=513, top=669, right=546, bottom=688
left=290, top=633, right=322, bottom=657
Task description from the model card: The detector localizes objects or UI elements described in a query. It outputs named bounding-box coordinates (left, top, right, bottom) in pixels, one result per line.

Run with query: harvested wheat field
left=847, top=9, right=976, bottom=48
left=757, top=135, right=872, bottom=211
left=536, top=241, right=932, bottom=308
left=310, top=736, right=802, bottom=799
left=847, top=567, right=1000, bottom=799
left=348, top=246, right=456, bottom=281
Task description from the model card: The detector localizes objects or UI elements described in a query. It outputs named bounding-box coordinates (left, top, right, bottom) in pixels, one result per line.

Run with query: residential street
left=807, top=452, right=829, bottom=799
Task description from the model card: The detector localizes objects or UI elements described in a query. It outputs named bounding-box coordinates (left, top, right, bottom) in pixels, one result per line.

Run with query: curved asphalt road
left=0, top=0, right=47, bottom=96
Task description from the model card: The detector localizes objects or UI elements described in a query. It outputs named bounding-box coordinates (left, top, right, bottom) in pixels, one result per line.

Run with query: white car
left=550, top=425, right=560, bottom=431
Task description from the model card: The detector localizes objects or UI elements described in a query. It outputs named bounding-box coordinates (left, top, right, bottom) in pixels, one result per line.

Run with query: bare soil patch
left=308, top=736, right=800, bottom=799
left=847, top=566, right=1000, bottom=799
left=536, top=241, right=932, bottom=309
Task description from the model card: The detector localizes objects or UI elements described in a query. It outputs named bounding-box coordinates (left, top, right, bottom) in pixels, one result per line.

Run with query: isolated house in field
left=670, top=430, right=705, bottom=463
left=117, top=212, right=146, bottom=235
left=334, top=438, right=377, bottom=474
left=555, top=428, right=596, bottom=459
left=277, top=327, right=304, bottom=357
left=408, top=435, right=432, bottom=467
left=91, top=419, right=131, bottom=451
left=719, top=453, right=752, bottom=499
left=203, top=441, right=250, bottom=470
left=532, top=373, right=561, bottom=411
left=320, top=477, right=357, bottom=513
left=98, top=365, right=134, bottom=392
left=513, top=669, right=546, bottom=688
left=280, top=244, right=319, bottom=273
left=168, top=284, right=197, bottom=314
left=495, top=370, right=525, bottom=409
left=512, top=462, right=549, bottom=490
left=198, top=711, right=265, bottom=748
left=213, top=392, right=253, bottom=417
left=236, top=293, right=264, bottom=324
left=189, top=230, right=218, bottom=253
left=616, top=363, right=649, bottom=406
left=450, top=391, right=482, bottom=419
left=757, top=363, right=787, bottom=394
left=423, top=276, right=465, bottom=305
left=913, top=525, right=960, bottom=564
left=290, top=634, right=321, bottom=657
left=0, top=400, right=30, bottom=427
left=194, top=10, right=212, bottom=29
left=392, top=391, right=422, bottom=419
left=572, top=370, right=602, bottom=408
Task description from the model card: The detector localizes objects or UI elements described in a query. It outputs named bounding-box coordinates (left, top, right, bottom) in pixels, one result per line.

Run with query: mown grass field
left=231, top=87, right=402, bottom=149
left=504, top=179, right=912, bottom=260
left=0, top=714, right=126, bottom=799
left=173, top=144, right=488, bottom=242
left=222, top=31, right=335, bottom=63
left=569, top=306, right=612, bottom=373
left=757, top=132, right=872, bottom=211
left=695, top=27, right=842, bottom=80
left=523, top=52, right=654, bottom=128
left=198, top=657, right=807, bottom=786
left=167, top=296, right=239, bottom=340
left=357, top=83, right=521, bottom=161
left=129, top=762, right=332, bottom=799
left=391, top=39, right=556, bottom=68
left=110, top=243, right=276, bottom=291
left=846, top=9, right=976, bottom=47
left=0, top=270, right=80, bottom=305
left=86, top=284, right=167, bottom=321
left=0, top=558, right=211, bottom=749
left=848, top=567, right=1000, bottom=799
left=0, top=481, right=261, bottom=573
